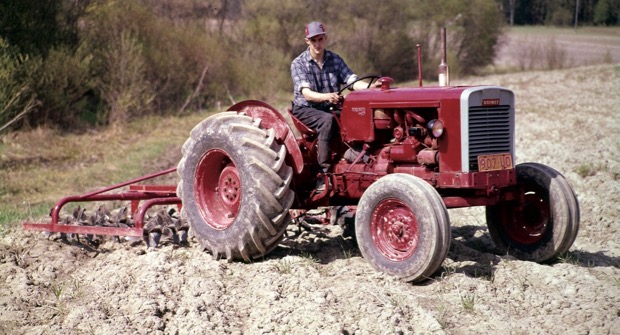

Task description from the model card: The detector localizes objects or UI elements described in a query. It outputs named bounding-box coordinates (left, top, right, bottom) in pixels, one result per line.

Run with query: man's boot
left=316, top=140, right=332, bottom=192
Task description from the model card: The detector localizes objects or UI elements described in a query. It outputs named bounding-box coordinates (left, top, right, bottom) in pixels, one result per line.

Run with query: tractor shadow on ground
left=267, top=221, right=361, bottom=264
left=268, top=221, right=620, bottom=282
left=438, top=225, right=620, bottom=282
left=560, top=249, right=620, bottom=268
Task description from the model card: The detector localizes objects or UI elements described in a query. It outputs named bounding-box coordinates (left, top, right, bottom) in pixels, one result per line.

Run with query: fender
left=228, top=100, right=304, bottom=175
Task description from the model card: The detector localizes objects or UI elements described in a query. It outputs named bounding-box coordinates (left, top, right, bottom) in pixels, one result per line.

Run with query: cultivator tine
left=73, top=205, right=89, bottom=241
left=143, top=212, right=162, bottom=249
left=59, top=216, right=71, bottom=243
left=112, top=206, right=130, bottom=226
left=102, top=206, right=134, bottom=242
left=141, top=207, right=189, bottom=249
left=95, top=205, right=111, bottom=225
left=166, top=208, right=189, bottom=245
left=70, top=205, right=89, bottom=243
left=175, top=220, right=190, bottom=245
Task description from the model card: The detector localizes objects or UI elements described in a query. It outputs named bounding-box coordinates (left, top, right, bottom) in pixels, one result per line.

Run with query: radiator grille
left=468, top=105, right=512, bottom=171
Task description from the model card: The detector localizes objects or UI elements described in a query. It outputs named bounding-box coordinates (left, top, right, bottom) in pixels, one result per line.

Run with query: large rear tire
left=486, top=162, right=580, bottom=262
left=355, top=174, right=451, bottom=282
left=177, top=112, right=295, bottom=261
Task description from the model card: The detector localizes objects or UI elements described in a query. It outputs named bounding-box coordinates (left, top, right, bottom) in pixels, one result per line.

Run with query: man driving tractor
left=290, top=21, right=379, bottom=191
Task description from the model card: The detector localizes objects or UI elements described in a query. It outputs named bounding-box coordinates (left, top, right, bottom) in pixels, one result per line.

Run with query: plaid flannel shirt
left=291, top=49, right=357, bottom=108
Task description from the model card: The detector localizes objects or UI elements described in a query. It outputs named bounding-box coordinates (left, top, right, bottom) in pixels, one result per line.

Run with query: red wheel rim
left=502, top=187, right=550, bottom=245
left=194, top=149, right=241, bottom=230
left=370, top=198, right=419, bottom=261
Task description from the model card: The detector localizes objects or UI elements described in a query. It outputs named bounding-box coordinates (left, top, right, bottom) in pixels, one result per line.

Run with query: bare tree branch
left=0, top=95, right=39, bottom=133
left=177, top=64, right=209, bottom=116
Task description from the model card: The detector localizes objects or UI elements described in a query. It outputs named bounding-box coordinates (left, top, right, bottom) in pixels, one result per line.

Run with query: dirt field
left=1, top=62, right=619, bottom=334
left=494, top=26, right=620, bottom=70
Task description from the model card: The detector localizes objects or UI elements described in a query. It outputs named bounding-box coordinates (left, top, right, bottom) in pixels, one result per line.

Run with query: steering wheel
left=337, top=75, right=382, bottom=96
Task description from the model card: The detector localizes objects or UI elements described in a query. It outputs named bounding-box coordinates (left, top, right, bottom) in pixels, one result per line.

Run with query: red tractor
left=24, top=39, right=579, bottom=283
left=175, top=69, right=579, bottom=281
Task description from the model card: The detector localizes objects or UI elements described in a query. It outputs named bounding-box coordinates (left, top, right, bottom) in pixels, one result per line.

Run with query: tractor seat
left=280, top=107, right=317, bottom=141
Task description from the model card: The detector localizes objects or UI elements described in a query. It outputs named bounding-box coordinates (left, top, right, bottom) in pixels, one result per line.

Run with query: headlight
left=427, top=119, right=444, bottom=138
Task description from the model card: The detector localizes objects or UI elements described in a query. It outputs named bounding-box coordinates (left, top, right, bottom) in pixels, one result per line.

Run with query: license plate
left=477, top=153, right=513, bottom=172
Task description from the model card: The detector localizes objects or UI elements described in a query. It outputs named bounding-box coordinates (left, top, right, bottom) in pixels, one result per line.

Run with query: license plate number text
left=478, top=153, right=513, bottom=172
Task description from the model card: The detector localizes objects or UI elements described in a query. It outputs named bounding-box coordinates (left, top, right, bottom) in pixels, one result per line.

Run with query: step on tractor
left=24, top=29, right=579, bottom=282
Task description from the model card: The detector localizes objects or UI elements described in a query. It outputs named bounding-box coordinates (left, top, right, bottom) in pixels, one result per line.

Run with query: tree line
left=501, top=0, right=619, bottom=26
left=0, top=0, right=616, bottom=131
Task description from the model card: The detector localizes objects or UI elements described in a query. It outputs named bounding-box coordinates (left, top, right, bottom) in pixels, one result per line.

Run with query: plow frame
left=22, top=167, right=181, bottom=238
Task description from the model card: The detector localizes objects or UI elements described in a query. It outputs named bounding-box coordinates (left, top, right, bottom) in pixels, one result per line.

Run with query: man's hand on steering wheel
left=328, top=75, right=381, bottom=111
left=325, top=92, right=342, bottom=105
left=368, top=80, right=382, bottom=88
left=338, top=75, right=382, bottom=95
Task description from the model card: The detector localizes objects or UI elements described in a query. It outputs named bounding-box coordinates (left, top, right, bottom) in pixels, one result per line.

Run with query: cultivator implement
left=22, top=167, right=187, bottom=248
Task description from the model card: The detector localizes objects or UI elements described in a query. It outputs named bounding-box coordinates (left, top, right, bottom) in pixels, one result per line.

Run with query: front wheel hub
left=371, top=199, right=419, bottom=261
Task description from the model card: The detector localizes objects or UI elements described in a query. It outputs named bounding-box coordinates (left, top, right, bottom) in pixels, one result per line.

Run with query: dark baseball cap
left=305, top=21, right=326, bottom=39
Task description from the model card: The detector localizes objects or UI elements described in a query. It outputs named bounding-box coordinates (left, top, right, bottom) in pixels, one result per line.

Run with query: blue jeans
left=292, top=105, right=337, bottom=172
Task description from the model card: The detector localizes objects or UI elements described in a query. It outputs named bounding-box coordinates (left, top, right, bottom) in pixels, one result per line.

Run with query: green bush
left=0, top=37, right=38, bottom=131
left=0, top=38, right=22, bottom=126
left=549, top=7, right=573, bottom=26
left=22, top=47, right=96, bottom=128
left=83, top=1, right=228, bottom=119
left=594, top=0, right=620, bottom=25
left=442, top=0, right=504, bottom=75
left=97, top=32, right=153, bottom=125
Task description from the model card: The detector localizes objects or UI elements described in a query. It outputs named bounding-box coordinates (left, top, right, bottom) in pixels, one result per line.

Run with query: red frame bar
left=23, top=167, right=181, bottom=238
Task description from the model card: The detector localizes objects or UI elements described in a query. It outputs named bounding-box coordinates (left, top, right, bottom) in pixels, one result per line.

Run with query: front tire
left=177, top=112, right=295, bottom=261
left=486, top=162, right=580, bottom=262
left=355, top=174, right=451, bottom=282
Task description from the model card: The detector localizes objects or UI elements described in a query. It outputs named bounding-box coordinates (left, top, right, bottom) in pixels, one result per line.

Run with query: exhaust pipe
left=417, top=44, right=423, bottom=87
left=438, top=27, right=450, bottom=87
